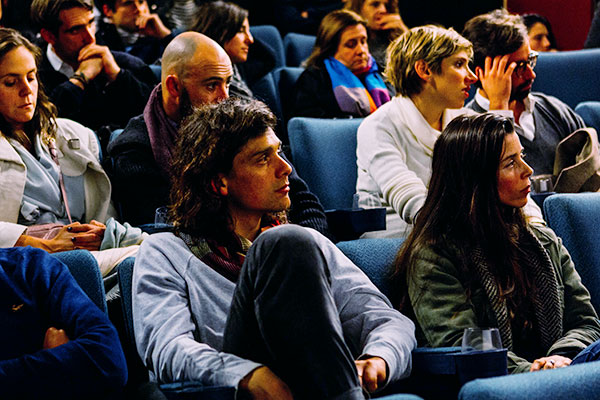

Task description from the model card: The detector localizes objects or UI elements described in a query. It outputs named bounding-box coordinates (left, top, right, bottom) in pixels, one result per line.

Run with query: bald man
left=107, top=32, right=331, bottom=238
left=106, top=32, right=232, bottom=226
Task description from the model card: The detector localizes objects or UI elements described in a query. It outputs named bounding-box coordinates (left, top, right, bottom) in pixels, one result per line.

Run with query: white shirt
left=475, top=89, right=536, bottom=141
left=46, top=45, right=74, bottom=78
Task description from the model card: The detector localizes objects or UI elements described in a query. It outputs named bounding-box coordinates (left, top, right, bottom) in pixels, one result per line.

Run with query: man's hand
left=477, top=55, right=516, bottom=110
left=43, top=327, right=70, bottom=349
left=78, top=44, right=121, bottom=82
left=355, top=356, right=387, bottom=393
left=239, top=366, right=293, bottom=400
left=136, top=13, right=171, bottom=39
left=74, top=56, right=103, bottom=85
left=530, top=355, right=571, bottom=371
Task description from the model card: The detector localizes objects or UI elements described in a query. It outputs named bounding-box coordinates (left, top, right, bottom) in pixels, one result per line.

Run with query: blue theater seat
left=575, top=101, right=600, bottom=134
left=533, top=49, right=600, bottom=109
left=283, top=32, right=316, bottom=66
left=288, top=117, right=363, bottom=210
left=53, top=250, right=106, bottom=313
left=543, top=193, right=600, bottom=312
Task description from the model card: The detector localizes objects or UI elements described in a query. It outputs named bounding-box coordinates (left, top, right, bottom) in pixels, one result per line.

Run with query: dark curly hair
left=169, top=98, right=278, bottom=244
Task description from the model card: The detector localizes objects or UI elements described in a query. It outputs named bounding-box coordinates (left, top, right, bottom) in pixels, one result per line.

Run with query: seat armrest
left=326, top=207, right=386, bottom=241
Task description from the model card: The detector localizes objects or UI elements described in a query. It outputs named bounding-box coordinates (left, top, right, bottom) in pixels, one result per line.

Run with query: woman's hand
left=373, top=13, right=408, bottom=32
left=16, top=221, right=106, bottom=253
left=530, top=355, right=572, bottom=371
left=57, top=221, right=105, bottom=251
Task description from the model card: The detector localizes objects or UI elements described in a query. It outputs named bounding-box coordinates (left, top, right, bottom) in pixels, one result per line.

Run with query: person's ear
left=164, top=75, right=181, bottom=97
left=40, top=28, right=57, bottom=46
left=474, top=65, right=484, bottom=81
left=213, top=174, right=228, bottom=196
left=414, top=59, right=433, bottom=82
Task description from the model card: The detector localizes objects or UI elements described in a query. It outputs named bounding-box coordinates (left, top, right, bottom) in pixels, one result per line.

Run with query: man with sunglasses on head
left=463, top=9, right=585, bottom=176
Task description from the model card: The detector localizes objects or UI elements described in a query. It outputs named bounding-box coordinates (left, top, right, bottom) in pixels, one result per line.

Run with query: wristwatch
left=70, top=72, right=88, bottom=87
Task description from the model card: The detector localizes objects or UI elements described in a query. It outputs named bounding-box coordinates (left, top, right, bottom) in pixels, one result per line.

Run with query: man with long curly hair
left=132, top=98, right=416, bottom=400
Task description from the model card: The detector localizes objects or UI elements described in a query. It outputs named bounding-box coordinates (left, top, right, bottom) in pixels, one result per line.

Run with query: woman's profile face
left=224, top=17, right=253, bottom=64
left=0, top=46, right=38, bottom=131
left=497, top=132, right=533, bottom=208
left=429, top=50, right=477, bottom=109
left=333, top=23, right=369, bottom=73
left=528, top=22, right=552, bottom=52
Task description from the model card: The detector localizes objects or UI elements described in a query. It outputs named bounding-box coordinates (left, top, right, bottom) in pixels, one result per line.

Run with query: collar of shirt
left=46, top=45, right=74, bottom=78
left=475, top=88, right=536, bottom=141
left=115, top=24, right=140, bottom=47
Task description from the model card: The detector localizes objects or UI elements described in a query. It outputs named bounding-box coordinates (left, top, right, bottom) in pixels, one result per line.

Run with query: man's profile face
left=181, top=48, right=233, bottom=107
left=507, top=42, right=536, bottom=102
left=220, top=128, right=292, bottom=221
left=52, top=7, right=96, bottom=65
left=107, top=0, right=149, bottom=32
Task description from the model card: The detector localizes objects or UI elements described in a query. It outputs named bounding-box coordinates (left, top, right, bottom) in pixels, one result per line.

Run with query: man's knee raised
left=253, top=225, right=316, bottom=253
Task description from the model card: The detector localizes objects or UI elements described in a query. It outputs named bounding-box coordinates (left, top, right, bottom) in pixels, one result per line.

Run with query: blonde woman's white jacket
left=0, top=118, right=115, bottom=247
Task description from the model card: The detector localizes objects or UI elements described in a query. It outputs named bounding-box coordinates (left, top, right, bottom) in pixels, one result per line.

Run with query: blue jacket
left=0, top=247, right=127, bottom=398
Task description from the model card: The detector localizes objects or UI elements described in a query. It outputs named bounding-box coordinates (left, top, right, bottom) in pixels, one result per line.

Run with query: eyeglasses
left=514, top=51, right=538, bottom=78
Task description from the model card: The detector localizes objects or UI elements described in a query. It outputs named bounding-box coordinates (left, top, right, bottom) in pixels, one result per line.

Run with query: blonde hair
left=385, top=25, right=472, bottom=97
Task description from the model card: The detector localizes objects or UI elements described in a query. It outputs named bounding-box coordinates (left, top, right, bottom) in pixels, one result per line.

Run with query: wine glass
left=461, top=327, right=503, bottom=353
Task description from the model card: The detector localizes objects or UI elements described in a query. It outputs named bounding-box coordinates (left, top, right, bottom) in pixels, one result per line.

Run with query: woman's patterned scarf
left=469, top=227, right=563, bottom=352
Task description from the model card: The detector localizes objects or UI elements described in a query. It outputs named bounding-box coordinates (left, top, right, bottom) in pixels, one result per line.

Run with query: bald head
left=162, top=32, right=230, bottom=82
left=161, top=31, right=233, bottom=120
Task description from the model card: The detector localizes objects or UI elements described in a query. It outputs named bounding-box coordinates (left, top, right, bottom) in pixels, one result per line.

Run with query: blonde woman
left=0, top=28, right=141, bottom=273
left=356, top=25, right=539, bottom=237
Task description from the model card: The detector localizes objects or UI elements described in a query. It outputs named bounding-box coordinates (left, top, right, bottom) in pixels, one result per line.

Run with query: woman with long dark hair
left=395, top=113, right=600, bottom=373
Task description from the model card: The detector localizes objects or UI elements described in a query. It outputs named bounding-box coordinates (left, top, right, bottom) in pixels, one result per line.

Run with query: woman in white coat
left=0, top=28, right=140, bottom=272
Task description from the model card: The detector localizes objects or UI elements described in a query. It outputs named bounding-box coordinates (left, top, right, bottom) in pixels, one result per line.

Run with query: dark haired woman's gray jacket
left=406, top=224, right=600, bottom=373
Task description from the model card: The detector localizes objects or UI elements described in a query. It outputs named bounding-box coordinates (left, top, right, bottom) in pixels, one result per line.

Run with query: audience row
left=2, top=0, right=600, bottom=398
